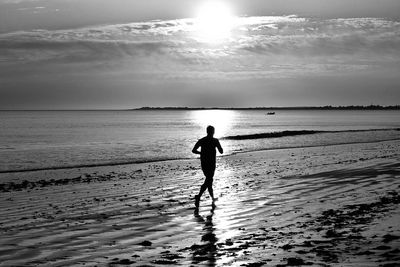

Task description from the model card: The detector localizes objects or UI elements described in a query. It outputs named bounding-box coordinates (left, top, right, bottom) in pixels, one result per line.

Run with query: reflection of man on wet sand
left=192, top=125, right=223, bottom=208
left=192, top=205, right=217, bottom=265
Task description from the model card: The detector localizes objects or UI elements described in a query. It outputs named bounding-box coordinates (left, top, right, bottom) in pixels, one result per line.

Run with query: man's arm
left=192, top=140, right=201, bottom=155
left=216, top=139, right=223, bottom=154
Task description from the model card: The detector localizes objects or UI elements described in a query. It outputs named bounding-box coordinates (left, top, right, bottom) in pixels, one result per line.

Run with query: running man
left=192, top=125, right=223, bottom=208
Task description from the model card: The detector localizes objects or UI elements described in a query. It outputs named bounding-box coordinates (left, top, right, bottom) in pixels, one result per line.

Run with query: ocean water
left=0, top=110, right=399, bottom=173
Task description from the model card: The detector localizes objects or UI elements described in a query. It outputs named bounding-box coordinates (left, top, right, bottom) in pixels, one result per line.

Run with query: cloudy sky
left=1, top=0, right=400, bottom=109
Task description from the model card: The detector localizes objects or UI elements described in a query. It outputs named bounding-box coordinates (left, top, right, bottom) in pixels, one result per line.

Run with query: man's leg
left=195, top=172, right=212, bottom=208
left=195, top=166, right=215, bottom=208
left=207, top=184, right=214, bottom=200
left=195, top=176, right=208, bottom=208
left=206, top=175, right=214, bottom=200
left=198, top=167, right=212, bottom=197
left=198, top=182, right=208, bottom=197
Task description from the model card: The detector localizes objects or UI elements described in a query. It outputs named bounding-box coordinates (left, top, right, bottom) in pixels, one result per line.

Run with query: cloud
left=2, top=16, right=399, bottom=54
left=0, top=15, right=399, bottom=82
left=238, top=17, right=400, bottom=55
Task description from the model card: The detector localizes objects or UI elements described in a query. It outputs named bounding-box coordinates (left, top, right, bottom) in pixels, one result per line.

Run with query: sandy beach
left=1, top=139, right=399, bottom=266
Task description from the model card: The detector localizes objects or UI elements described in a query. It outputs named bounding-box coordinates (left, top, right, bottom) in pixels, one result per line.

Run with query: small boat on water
left=267, top=112, right=275, bottom=115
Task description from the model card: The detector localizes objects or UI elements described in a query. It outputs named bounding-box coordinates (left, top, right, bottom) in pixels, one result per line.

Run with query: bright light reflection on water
left=191, top=110, right=236, bottom=138
left=213, top=166, right=242, bottom=240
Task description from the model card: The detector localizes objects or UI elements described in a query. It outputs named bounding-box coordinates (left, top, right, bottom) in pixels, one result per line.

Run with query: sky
left=0, top=0, right=400, bottom=109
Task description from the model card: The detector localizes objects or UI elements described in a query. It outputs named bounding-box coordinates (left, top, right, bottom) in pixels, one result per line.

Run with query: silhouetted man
left=192, top=125, right=223, bottom=208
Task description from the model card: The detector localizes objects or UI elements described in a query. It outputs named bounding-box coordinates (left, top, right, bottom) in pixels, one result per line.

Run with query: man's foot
left=195, top=195, right=200, bottom=208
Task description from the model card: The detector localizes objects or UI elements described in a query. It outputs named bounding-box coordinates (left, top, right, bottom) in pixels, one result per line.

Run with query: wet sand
left=0, top=140, right=399, bottom=266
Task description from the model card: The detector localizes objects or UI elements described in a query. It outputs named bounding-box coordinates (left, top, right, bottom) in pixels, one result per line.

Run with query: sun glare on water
left=194, top=1, right=236, bottom=43
left=192, top=110, right=235, bottom=138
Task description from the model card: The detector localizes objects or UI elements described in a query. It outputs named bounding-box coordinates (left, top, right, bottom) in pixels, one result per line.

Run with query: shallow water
left=0, top=110, right=399, bottom=173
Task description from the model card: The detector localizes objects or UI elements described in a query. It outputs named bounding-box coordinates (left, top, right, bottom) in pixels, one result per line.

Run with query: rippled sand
left=1, top=140, right=399, bottom=266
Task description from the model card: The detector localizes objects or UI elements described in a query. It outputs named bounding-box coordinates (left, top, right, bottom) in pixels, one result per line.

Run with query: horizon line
left=1, top=104, right=400, bottom=111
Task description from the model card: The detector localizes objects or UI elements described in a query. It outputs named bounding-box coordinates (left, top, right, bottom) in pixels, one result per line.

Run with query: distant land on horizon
left=134, top=105, right=400, bottom=111
left=1, top=105, right=400, bottom=111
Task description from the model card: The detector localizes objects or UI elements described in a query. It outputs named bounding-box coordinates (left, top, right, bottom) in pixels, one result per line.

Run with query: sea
left=0, top=109, right=399, bottom=174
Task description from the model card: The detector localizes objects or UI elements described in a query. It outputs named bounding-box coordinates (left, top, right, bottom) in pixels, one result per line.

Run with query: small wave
left=0, top=147, right=15, bottom=150
left=222, top=128, right=400, bottom=140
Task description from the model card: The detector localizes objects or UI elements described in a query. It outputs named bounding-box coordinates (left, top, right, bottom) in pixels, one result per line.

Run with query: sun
left=194, top=1, right=236, bottom=43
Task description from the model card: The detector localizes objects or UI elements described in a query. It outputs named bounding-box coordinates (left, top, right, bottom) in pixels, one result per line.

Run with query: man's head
left=206, top=125, right=215, bottom=136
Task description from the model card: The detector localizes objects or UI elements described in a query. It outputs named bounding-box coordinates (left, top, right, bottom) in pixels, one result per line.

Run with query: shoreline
left=1, top=137, right=400, bottom=178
